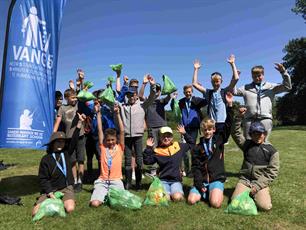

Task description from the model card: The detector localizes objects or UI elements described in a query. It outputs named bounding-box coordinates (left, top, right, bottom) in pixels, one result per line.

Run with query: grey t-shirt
left=57, top=103, right=84, bottom=138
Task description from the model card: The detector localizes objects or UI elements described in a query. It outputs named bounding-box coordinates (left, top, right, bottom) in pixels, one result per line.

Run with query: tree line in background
left=276, top=0, right=306, bottom=125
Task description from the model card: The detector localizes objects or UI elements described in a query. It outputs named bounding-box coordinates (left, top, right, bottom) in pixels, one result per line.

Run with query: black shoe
left=74, top=183, right=82, bottom=193
left=125, top=182, right=132, bottom=190
left=135, top=183, right=141, bottom=191
left=187, top=171, right=193, bottom=178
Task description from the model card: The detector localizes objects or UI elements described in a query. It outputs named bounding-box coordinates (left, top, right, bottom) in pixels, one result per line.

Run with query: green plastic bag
left=143, top=177, right=168, bottom=206
left=225, top=190, right=258, bottom=216
left=107, top=187, right=142, bottom=210
left=171, top=99, right=182, bottom=122
left=32, top=192, right=66, bottom=222
left=84, top=81, right=94, bottom=89
left=161, top=75, right=177, bottom=95
left=98, top=87, right=115, bottom=105
left=107, top=76, right=115, bottom=83
left=77, top=90, right=96, bottom=102
left=110, top=64, right=123, bottom=72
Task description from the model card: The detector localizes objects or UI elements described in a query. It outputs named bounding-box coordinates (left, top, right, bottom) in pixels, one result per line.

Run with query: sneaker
left=74, top=183, right=82, bottom=193
left=132, top=171, right=136, bottom=181
left=149, top=169, right=157, bottom=177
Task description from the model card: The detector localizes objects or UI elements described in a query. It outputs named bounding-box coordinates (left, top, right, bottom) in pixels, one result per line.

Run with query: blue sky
left=0, top=0, right=305, bottom=101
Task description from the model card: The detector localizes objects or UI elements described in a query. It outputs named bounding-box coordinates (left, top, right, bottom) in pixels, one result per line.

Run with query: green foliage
left=276, top=38, right=306, bottom=125
left=292, top=0, right=306, bottom=22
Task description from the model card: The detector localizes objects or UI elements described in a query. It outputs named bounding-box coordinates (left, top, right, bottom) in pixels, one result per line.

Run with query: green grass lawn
left=1, top=127, right=306, bottom=230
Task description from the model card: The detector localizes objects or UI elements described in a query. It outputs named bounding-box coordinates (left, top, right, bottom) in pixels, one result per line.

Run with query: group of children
left=32, top=55, right=291, bottom=216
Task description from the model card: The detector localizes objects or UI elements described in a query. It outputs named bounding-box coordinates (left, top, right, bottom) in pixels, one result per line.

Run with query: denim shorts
left=161, top=180, right=184, bottom=195
left=190, top=181, right=224, bottom=199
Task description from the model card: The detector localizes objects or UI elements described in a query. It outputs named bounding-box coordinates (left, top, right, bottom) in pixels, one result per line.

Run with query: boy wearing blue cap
left=231, top=108, right=280, bottom=211
left=118, top=77, right=156, bottom=190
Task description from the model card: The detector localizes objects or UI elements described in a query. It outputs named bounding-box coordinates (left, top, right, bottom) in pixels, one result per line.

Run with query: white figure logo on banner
left=21, top=6, right=47, bottom=49
left=19, top=109, right=34, bottom=130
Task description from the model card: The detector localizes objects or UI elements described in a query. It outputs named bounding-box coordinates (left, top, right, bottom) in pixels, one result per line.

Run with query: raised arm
left=139, top=74, right=149, bottom=101
left=177, top=124, right=195, bottom=150
left=231, top=107, right=247, bottom=150
left=143, top=137, right=157, bottom=165
left=76, top=69, right=84, bottom=91
left=192, top=59, right=206, bottom=93
left=115, top=70, right=122, bottom=93
left=142, top=77, right=157, bottom=109
left=226, top=54, right=239, bottom=91
left=222, top=92, right=234, bottom=143
left=114, top=104, right=124, bottom=146
left=116, top=76, right=129, bottom=103
left=272, top=63, right=292, bottom=94
left=53, top=105, right=64, bottom=132
left=95, top=103, right=104, bottom=145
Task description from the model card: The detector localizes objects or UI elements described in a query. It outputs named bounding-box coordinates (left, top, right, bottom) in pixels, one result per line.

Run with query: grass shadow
left=0, top=175, right=39, bottom=196
left=223, top=187, right=235, bottom=203
left=226, top=172, right=240, bottom=178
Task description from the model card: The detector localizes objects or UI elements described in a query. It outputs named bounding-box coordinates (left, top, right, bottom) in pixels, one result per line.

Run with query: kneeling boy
left=32, top=113, right=85, bottom=216
left=90, top=103, right=125, bottom=207
left=188, top=92, right=233, bottom=208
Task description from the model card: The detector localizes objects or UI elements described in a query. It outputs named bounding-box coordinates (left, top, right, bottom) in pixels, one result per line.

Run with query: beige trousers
left=232, top=182, right=272, bottom=211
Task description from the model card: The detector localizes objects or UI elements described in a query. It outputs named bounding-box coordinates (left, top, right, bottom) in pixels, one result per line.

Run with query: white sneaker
left=132, top=171, right=136, bottom=181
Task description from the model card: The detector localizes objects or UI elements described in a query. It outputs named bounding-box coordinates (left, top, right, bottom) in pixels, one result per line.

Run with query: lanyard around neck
left=106, top=146, right=117, bottom=170
left=185, top=99, right=191, bottom=113
left=202, top=138, right=212, bottom=159
left=52, top=152, right=67, bottom=178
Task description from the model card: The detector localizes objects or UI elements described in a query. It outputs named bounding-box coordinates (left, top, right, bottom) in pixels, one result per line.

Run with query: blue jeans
left=161, top=180, right=184, bottom=195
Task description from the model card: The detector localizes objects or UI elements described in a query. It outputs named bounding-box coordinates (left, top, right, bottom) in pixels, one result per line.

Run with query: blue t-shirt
left=206, top=89, right=226, bottom=123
